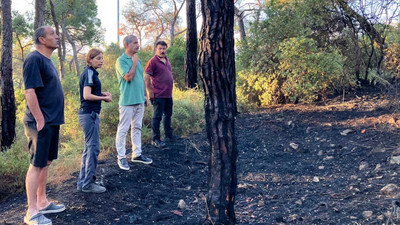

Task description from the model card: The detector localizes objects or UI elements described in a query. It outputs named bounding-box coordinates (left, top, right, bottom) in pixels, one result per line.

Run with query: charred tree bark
left=199, top=0, right=238, bottom=224
left=49, top=0, right=65, bottom=79
left=185, top=0, right=198, bottom=88
left=1, top=0, right=16, bottom=150
left=34, top=0, right=46, bottom=30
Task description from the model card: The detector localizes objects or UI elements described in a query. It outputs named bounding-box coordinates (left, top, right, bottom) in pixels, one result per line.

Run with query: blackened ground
left=2, top=92, right=400, bottom=224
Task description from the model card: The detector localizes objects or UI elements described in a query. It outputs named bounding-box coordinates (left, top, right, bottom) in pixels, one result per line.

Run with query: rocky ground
left=2, top=92, right=400, bottom=224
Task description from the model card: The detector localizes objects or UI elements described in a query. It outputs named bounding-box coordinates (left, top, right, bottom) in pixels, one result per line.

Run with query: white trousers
left=115, top=104, right=145, bottom=159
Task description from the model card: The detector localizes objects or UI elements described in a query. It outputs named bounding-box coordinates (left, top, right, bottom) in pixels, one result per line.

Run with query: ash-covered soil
left=2, top=93, right=400, bottom=224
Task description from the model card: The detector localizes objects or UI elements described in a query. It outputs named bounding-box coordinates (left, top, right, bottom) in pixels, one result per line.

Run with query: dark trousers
left=77, top=112, right=100, bottom=189
left=152, top=97, right=173, bottom=141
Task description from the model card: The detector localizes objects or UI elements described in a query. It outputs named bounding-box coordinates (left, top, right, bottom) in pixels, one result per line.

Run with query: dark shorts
left=24, top=122, right=60, bottom=168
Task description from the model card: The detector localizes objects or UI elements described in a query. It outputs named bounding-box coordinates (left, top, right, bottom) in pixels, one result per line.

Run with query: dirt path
left=1, top=93, right=400, bottom=224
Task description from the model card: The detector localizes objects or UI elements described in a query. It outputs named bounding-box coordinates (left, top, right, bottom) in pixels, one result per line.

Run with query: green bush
left=167, top=38, right=186, bottom=88
left=0, top=122, right=29, bottom=196
left=278, top=37, right=343, bottom=103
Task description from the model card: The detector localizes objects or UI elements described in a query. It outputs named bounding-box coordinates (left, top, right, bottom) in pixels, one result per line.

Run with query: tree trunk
left=234, top=6, right=246, bottom=42
left=170, top=20, right=176, bottom=47
left=49, top=0, right=65, bottom=79
left=199, top=0, right=237, bottom=224
left=62, top=22, right=80, bottom=76
left=170, top=0, right=186, bottom=47
left=16, top=34, right=25, bottom=62
left=34, top=0, right=46, bottom=30
left=1, top=0, right=16, bottom=150
left=185, top=0, right=198, bottom=88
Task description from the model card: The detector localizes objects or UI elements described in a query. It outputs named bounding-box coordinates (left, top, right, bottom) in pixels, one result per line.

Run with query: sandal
left=23, top=212, right=52, bottom=225
left=39, top=202, right=65, bottom=214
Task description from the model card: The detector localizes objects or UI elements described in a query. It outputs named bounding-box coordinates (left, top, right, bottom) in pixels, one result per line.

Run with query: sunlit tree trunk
left=34, top=0, right=46, bottom=30
left=169, top=0, right=185, bottom=47
left=234, top=6, right=246, bottom=42
left=1, top=0, right=16, bottom=150
left=185, top=0, right=198, bottom=88
left=199, top=0, right=237, bottom=224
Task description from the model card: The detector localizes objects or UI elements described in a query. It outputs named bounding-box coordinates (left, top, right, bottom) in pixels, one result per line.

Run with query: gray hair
left=123, top=35, right=137, bottom=48
left=34, top=26, right=49, bottom=44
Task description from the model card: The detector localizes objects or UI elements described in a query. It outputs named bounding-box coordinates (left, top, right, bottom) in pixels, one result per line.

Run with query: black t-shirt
left=79, top=66, right=102, bottom=114
left=23, top=51, right=65, bottom=125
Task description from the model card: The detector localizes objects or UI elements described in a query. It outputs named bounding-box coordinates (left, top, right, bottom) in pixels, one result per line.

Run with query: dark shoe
left=151, top=139, right=166, bottom=148
left=118, top=158, right=130, bottom=170
left=132, top=155, right=153, bottom=164
left=82, top=182, right=106, bottom=193
left=39, top=202, right=65, bottom=214
left=24, top=213, right=52, bottom=225
left=165, top=135, right=180, bottom=143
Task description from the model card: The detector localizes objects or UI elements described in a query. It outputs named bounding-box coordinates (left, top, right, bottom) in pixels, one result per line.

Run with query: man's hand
left=131, top=54, right=139, bottom=64
left=36, top=116, right=45, bottom=131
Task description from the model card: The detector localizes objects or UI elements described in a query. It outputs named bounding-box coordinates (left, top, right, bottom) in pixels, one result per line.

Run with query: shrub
left=278, top=37, right=343, bottom=103
left=0, top=122, right=29, bottom=200
left=167, top=38, right=186, bottom=88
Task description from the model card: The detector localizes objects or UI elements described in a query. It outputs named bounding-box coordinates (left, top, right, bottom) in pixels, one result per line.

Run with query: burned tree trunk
left=199, top=0, right=238, bottom=224
left=1, top=0, right=16, bottom=150
left=185, top=0, right=198, bottom=88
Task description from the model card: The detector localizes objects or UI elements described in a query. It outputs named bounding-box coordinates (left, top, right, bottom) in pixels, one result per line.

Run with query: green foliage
left=384, top=25, right=400, bottom=79
left=167, top=38, right=186, bottom=88
left=170, top=86, right=205, bottom=135
left=0, top=122, right=29, bottom=194
left=61, top=73, right=82, bottom=143
left=137, top=47, right=154, bottom=69
left=48, top=0, right=104, bottom=47
left=12, top=11, right=33, bottom=38
left=278, top=37, right=343, bottom=103
left=236, top=0, right=363, bottom=106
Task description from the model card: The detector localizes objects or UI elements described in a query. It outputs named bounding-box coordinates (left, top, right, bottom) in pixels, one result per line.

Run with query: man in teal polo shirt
left=115, top=35, right=152, bottom=171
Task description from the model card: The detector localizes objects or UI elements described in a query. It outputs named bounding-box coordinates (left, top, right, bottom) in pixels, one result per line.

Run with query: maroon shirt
left=145, top=55, right=174, bottom=98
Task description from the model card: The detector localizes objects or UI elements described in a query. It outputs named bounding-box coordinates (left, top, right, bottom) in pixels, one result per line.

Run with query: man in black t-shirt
left=22, top=26, right=65, bottom=225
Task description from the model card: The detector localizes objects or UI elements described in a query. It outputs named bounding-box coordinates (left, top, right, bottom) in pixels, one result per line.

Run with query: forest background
left=0, top=0, right=400, bottom=209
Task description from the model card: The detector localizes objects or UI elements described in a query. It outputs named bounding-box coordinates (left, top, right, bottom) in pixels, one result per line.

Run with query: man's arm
left=123, top=55, right=139, bottom=82
left=144, top=73, right=154, bottom=100
left=25, top=88, right=45, bottom=131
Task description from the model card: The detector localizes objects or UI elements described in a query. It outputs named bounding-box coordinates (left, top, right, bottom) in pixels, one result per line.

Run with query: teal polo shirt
left=115, top=53, right=146, bottom=106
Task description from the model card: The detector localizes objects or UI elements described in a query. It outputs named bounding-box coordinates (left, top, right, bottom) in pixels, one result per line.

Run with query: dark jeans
left=151, top=97, right=173, bottom=141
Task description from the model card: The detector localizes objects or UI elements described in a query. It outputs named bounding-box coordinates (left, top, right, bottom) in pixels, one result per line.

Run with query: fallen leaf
left=361, top=129, right=366, bottom=134
left=340, top=129, right=354, bottom=136
left=289, top=142, right=299, bottom=150
left=172, top=210, right=183, bottom=217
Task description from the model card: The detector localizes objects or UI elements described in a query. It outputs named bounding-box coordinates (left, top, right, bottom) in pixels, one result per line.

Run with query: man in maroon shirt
left=145, top=41, right=176, bottom=148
